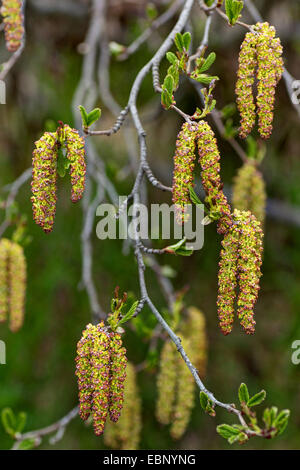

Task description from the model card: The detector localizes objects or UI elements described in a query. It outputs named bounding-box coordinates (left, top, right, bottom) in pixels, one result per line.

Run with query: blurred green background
left=0, top=0, right=300, bottom=450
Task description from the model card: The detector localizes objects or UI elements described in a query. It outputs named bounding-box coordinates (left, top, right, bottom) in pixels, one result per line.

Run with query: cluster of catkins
left=156, top=307, right=207, bottom=439
left=217, top=209, right=263, bottom=335
left=172, top=121, right=264, bottom=335
left=31, top=124, right=86, bottom=233
left=75, top=322, right=127, bottom=436
left=104, top=362, right=141, bottom=450
left=173, top=121, right=232, bottom=234
left=0, top=0, right=24, bottom=52
left=236, top=22, right=283, bottom=139
left=0, top=238, right=26, bottom=332
left=232, top=161, right=266, bottom=224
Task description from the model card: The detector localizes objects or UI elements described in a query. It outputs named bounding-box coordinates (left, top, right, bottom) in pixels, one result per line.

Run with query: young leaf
left=161, top=90, right=173, bottom=109
left=174, top=32, right=184, bottom=52
left=247, top=390, right=266, bottom=407
left=17, top=438, right=36, bottom=450
left=182, top=31, right=191, bottom=51
left=225, top=0, right=234, bottom=23
left=274, top=409, right=290, bottom=428
left=1, top=408, right=16, bottom=437
left=217, top=424, right=240, bottom=439
left=166, top=51, right=178, bottom=65
left=86, top=108, right=101, bottom=127
left=199, top=52, right=216, bottom=73
left=195, top=74, right=219, bottom=85
left=199, top=391, right=208, bottom=411
left=118, top=300, right=139, bottom=326
left=238, top=383, right=250, bottom=404
left=163, top=74, right=174, bottom=96
left=78, top=105, right=89, bottom=128
left=16, top=412, right=27, bottom=434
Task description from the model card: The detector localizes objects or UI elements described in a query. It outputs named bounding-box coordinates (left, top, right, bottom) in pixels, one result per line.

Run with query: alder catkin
left=8, top=241, right=26, bottom=332
left=232, top=161, right=266, bottom=223
left=256, top=23, right=283, bottom=139
left=156, top=340, right=177, bottom=425
left=235, top=31, right=257, bottom=139
left=172, top=122, right=197, bottom=223
left=31, top=132, right=58, bottom=233
left=104, top=362, right=142, bottom=450
left=185, top=307, right=207, bottom=378
left=170, top=337, right=195, bottom=440
left=197, top=121, right=232, bottom=234
left=235, top=209, right=263, bottom=335
left=64, top=124, right=86, bottom=203
left=108, top=332, right=127, bottom=423
left=217, top=226, right=240, bottom=335
left=0, top=239, right=10, bottom=323
left=0, top=0, right=24, bottom=52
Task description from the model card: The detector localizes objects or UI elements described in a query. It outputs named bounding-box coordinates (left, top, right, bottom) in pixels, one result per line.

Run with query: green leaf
left=247, top=390, right=266, bottom=407
left=189, top=186, right=202, bottom=206
left=118, top=300, right=139, bottom=326
left=225, top=0, right=234, bottom=22
left=195, top=74, right=219, bottom=85
left=199, top=52, right=216, bottom=73
left=163, top=74, right=174, bottom=96
left=274, top=409, right=290, bottom=428
left=238, top=383, right=250, bottom=404
left=263, top=408, right=271, bottom=428
left=182, top=32, right=191, bottom=51
left=161, top=90, right=173, bottom=109
left=78, top=105, right=89, bottom=128
left=166, top=51, right=178, bottom=65
left=1, top=408, right=17, bottom=437
left=166, top=238, right=194, bottom=256
left=16, top=412, right=27, bottom=434
left=146, top=2, right=158, bottom=20
left=174, top=33, right=184, bottom=52
left=87, top=108, right=101, bottom=127
left=168, top=65, right=179, bottom=89
left=57, top=147, right=70, bottom=178
left=199, top=391, right=209, bottom=411
left=175, top=247, right=193, bottom=256
left=17, top=438, right=36, bottom=450
left=109, top=41, right=125, bottom=57
left=217, top=424, right=240, bottom=440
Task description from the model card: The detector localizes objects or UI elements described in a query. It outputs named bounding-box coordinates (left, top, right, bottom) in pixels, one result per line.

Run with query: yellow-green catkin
left=197, top=121, right=233, bottom=235
left=217, top=226, right=240, bottom=335
left=256, top=22, right=283, bottom=139
left=63, top=124, right=86, bottom=203
left=108, top=332, right=127, bottom=423
left=0, top=0, right=24, bottom=52
left=235, top=31, right=257, bottom=139
left=172, top=122, right=197, bottom=224
left=8, top=241, right=26, bottom=332
left=0, top=239, right=10, bottom=323
left=75, top=324, right=95, bottom=421
left=232, top=161, right=266, bottom=223
left=170, top=337, right=195, bottom=440
left=31, top=132, right=58, bottom=233
left=185, top=307, right=207, bottom=378
left=104, top=362, right=142, bottom=450
left=235, top=209, right=263, bottom=335
left=156, top=340, right=177, bottom=425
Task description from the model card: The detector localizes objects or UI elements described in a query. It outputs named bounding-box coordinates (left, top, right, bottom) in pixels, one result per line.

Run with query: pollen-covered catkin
left=156, top=340, right=177, bottom=425
left=197, top=121, right=232, bottom=235
left=0, top=239, right=10, bottom=323
left=217, top=226, right=240, bottom=335
left=0, top=0, right=24, bottom=52
left=256, top=23, right=283, bottom=139
left=75, top=324, right=96, bottom=421
left=90, top=324, right=111, bottom=436
left=235, top=210, right=263, bottom=335
left=170, top=337, right=195, bottom=440
left=64, top=125, right=86, bottom=203
left=232, top=161, right=266, bottom=223
left=104, top=362, right=141, bottom=450
left=172, top=122, right=197, bottom=223
left=108, top=332, right=127, bottom=423
left=235, top=31, right=257, bottom=139
left=8, top=241, right=26, bottom=332
left=31, top=132, right=58, bottom=233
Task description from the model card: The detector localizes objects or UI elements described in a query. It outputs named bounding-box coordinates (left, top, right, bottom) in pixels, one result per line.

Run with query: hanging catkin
left=63, top=124, right=86, bottom=203
left=75, top=322, right=127, bottom=437
left=156, top=340, right=177, bottom=425
left=232, top=161, right=266, bottom=223
left=0, top=0, right=24, bottom=52
left=0, top=238, right=26, bottom=332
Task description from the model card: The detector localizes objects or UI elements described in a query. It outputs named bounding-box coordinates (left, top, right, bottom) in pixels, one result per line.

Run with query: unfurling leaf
left=174, top=33, right=184, bottom=52
left=247, top=389, right=266, bottom=407
left=166, top=51, right=178, bottom=65
left=118, top=301, right=139, bottom=326
left=217, top=423, right=240, bottom=439
left=189, top=186, right=202, bottom=206
left=199, top=52, right=216, bottom=73
left=238, top=383, right=249, bottom=404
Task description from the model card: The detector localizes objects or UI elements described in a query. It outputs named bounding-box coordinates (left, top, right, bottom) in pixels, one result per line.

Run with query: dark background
left=0, top=0, right=300, bottom=450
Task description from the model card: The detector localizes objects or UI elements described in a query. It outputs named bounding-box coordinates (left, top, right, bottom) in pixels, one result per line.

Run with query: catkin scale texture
left=64, top=125, right=86, bottom=203
left=31, top=132, right=58, bottom=233
left=172, top=122, right=197, bottom=224
left=108, top=332, right=127, bottom=423
left=0, top=239, right=10, bottom=323
left=156, top=340, right=177, bottom=425
left=0, top=0, right=24, bottom=52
